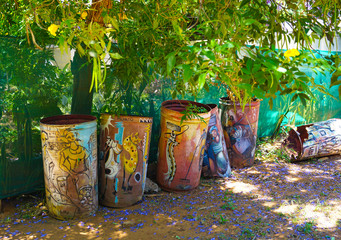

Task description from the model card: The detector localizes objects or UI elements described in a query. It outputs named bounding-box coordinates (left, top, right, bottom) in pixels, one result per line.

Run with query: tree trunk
left=71, top=50, right=94, bottom=115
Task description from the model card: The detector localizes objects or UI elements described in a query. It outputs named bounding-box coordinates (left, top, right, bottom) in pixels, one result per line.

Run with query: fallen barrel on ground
left=282, top=118, right=341, bottom=162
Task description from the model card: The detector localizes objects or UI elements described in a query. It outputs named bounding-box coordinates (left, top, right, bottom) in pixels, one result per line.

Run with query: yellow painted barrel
left=157, top=100, right=210, bottom=192
left=40, top=115, right=98, bottom=220
left=99, top=114, right=153, bottom=207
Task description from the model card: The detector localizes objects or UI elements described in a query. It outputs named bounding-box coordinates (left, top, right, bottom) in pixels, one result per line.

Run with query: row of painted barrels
left=39, top=99, right=261, bottom=219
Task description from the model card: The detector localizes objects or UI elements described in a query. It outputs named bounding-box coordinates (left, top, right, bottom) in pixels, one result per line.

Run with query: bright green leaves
left=198, top=73, right=206, bottom=91
left=183, top=64, right=193, bottom=83
left=166, top=52, right=176, bottom=76
left=109, top=52, right=123, bottom=60
left=89, top=49, right=97, bottom=58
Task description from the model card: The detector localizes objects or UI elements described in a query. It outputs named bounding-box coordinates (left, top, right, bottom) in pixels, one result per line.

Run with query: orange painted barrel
left=99, top=114, right=153, bottom=207
left=40, top=115, right=98, bottom=220
left=157, top=100, right=210, bottom=191
left=219, top=98, right=261, bottom=168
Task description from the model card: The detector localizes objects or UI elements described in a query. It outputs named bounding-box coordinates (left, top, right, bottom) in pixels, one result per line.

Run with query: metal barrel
left=99, top=114, right=153, bottom=207
left=40, top=115, right=98, bottom=220
left=282, top=118, right=341, bottom=161
left=202, top=104, right=232, bottom=178
left=157, top=100, right=210, bottom=192
left=219, top=97, right=261, bottom=168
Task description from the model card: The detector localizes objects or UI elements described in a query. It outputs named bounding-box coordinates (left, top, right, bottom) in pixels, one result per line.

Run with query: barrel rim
left=161, top=99, right=211, bottom=113
left=219, top=97, right=262, bottom=107
left=282, top=127, right=303, bottom=162
left=40, top=114, right=97, bottom=125
left=100, top=113, right=153, bottom=119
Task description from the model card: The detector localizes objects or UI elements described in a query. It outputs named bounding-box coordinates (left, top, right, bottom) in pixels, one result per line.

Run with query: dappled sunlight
left=1, top=151, right=341, bottom=239
left=284, top=176, right=301, bottom=182
left=274, top=203, right=299, bottom=215
left=109, top=231, right=129, bottom=239
left=225, top=181, right=258, bottom=194
left=219, top=153, right=341, bottom=236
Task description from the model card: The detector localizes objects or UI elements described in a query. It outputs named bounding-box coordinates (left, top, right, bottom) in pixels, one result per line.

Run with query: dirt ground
left=1, top=140, right=341, bottom=240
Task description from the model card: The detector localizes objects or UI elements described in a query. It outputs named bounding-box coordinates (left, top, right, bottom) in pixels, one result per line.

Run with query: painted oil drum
left=282, top=118, right=341, bottom=161
left=202, top=104, right=232, bottom=178
left=99, top=114, right=153, bottom=207
left=219, top=97, right=261, bottom=168
left=40, top=115, right=98, bottom=220
left=157, top=100, right=211, bottom=191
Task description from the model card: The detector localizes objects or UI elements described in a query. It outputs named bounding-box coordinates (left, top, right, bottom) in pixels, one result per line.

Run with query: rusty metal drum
left=219, top=98, right=261, bottom=168
left=99, top=114, right=153, bottom=207
left=202, top=104, right=232, bottom=178
left=157, top=100, right=210, bottom=191
left=283, top=118, right=341, bottom=161
left=40, top=115, right=98, bottom=220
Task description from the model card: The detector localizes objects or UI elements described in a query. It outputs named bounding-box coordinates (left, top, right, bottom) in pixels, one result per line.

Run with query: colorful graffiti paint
left=157, top=100, right=211, bottom=191
left=202, top=104, right=231, bottom=178
left=219, top=98, right=261, bottom=168
left=283, top=118, right=341, bottom=161
left=40, top=115, right=98, bottom=220
left=163, top=122, right=189, bottom=186
left=99, top=114, right=152, bottom=207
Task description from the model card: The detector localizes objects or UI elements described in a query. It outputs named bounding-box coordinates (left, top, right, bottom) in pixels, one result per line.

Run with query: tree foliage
left=1, top=0, right=341, bottom=108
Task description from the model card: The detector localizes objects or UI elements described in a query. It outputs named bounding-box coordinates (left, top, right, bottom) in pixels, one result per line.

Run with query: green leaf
left=273, top=71, right=283, bottom=81
left=244, top=19, right=256, bottom=26
left=254, top=72, right=266, bottom=84
left=107, top=40, right=112, bottom=52
left=237, top=83, right=252, bottom=92
left=252, top=64, right=261, bottom=73
left=312, top=25, right=323, bottom=37
left=330, top=71, right=341, bottom=87
left=183, top=65, right=193, bottom=83
left=153, top=19, right=159, bottom=29
left=339, top=85, right=341, bottom=100
left=291, top=94, right=299, bottom=102
left=298, top=93, right=308, bottom=107
left=198, top=73, right=206, bottom=90
left=167, top=53, right=176, bottom=76
left=262, top=60, right=277, bottom=70
left=109, top=52, right=123, bottom=59
left=89, top=49, right=98, bottom=58
left=222, top=42, right=235, bottom=49
left=246, top=59, right=252, bottom=71
left=280, top=88, right=293, bottom=95
left=111, top=18, right=119, bottom=30
left=204, top=51, right=216, bottom=62
left=241, top=68, right=251, bottom=75
left=253, top=88, right=265, bottom=99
